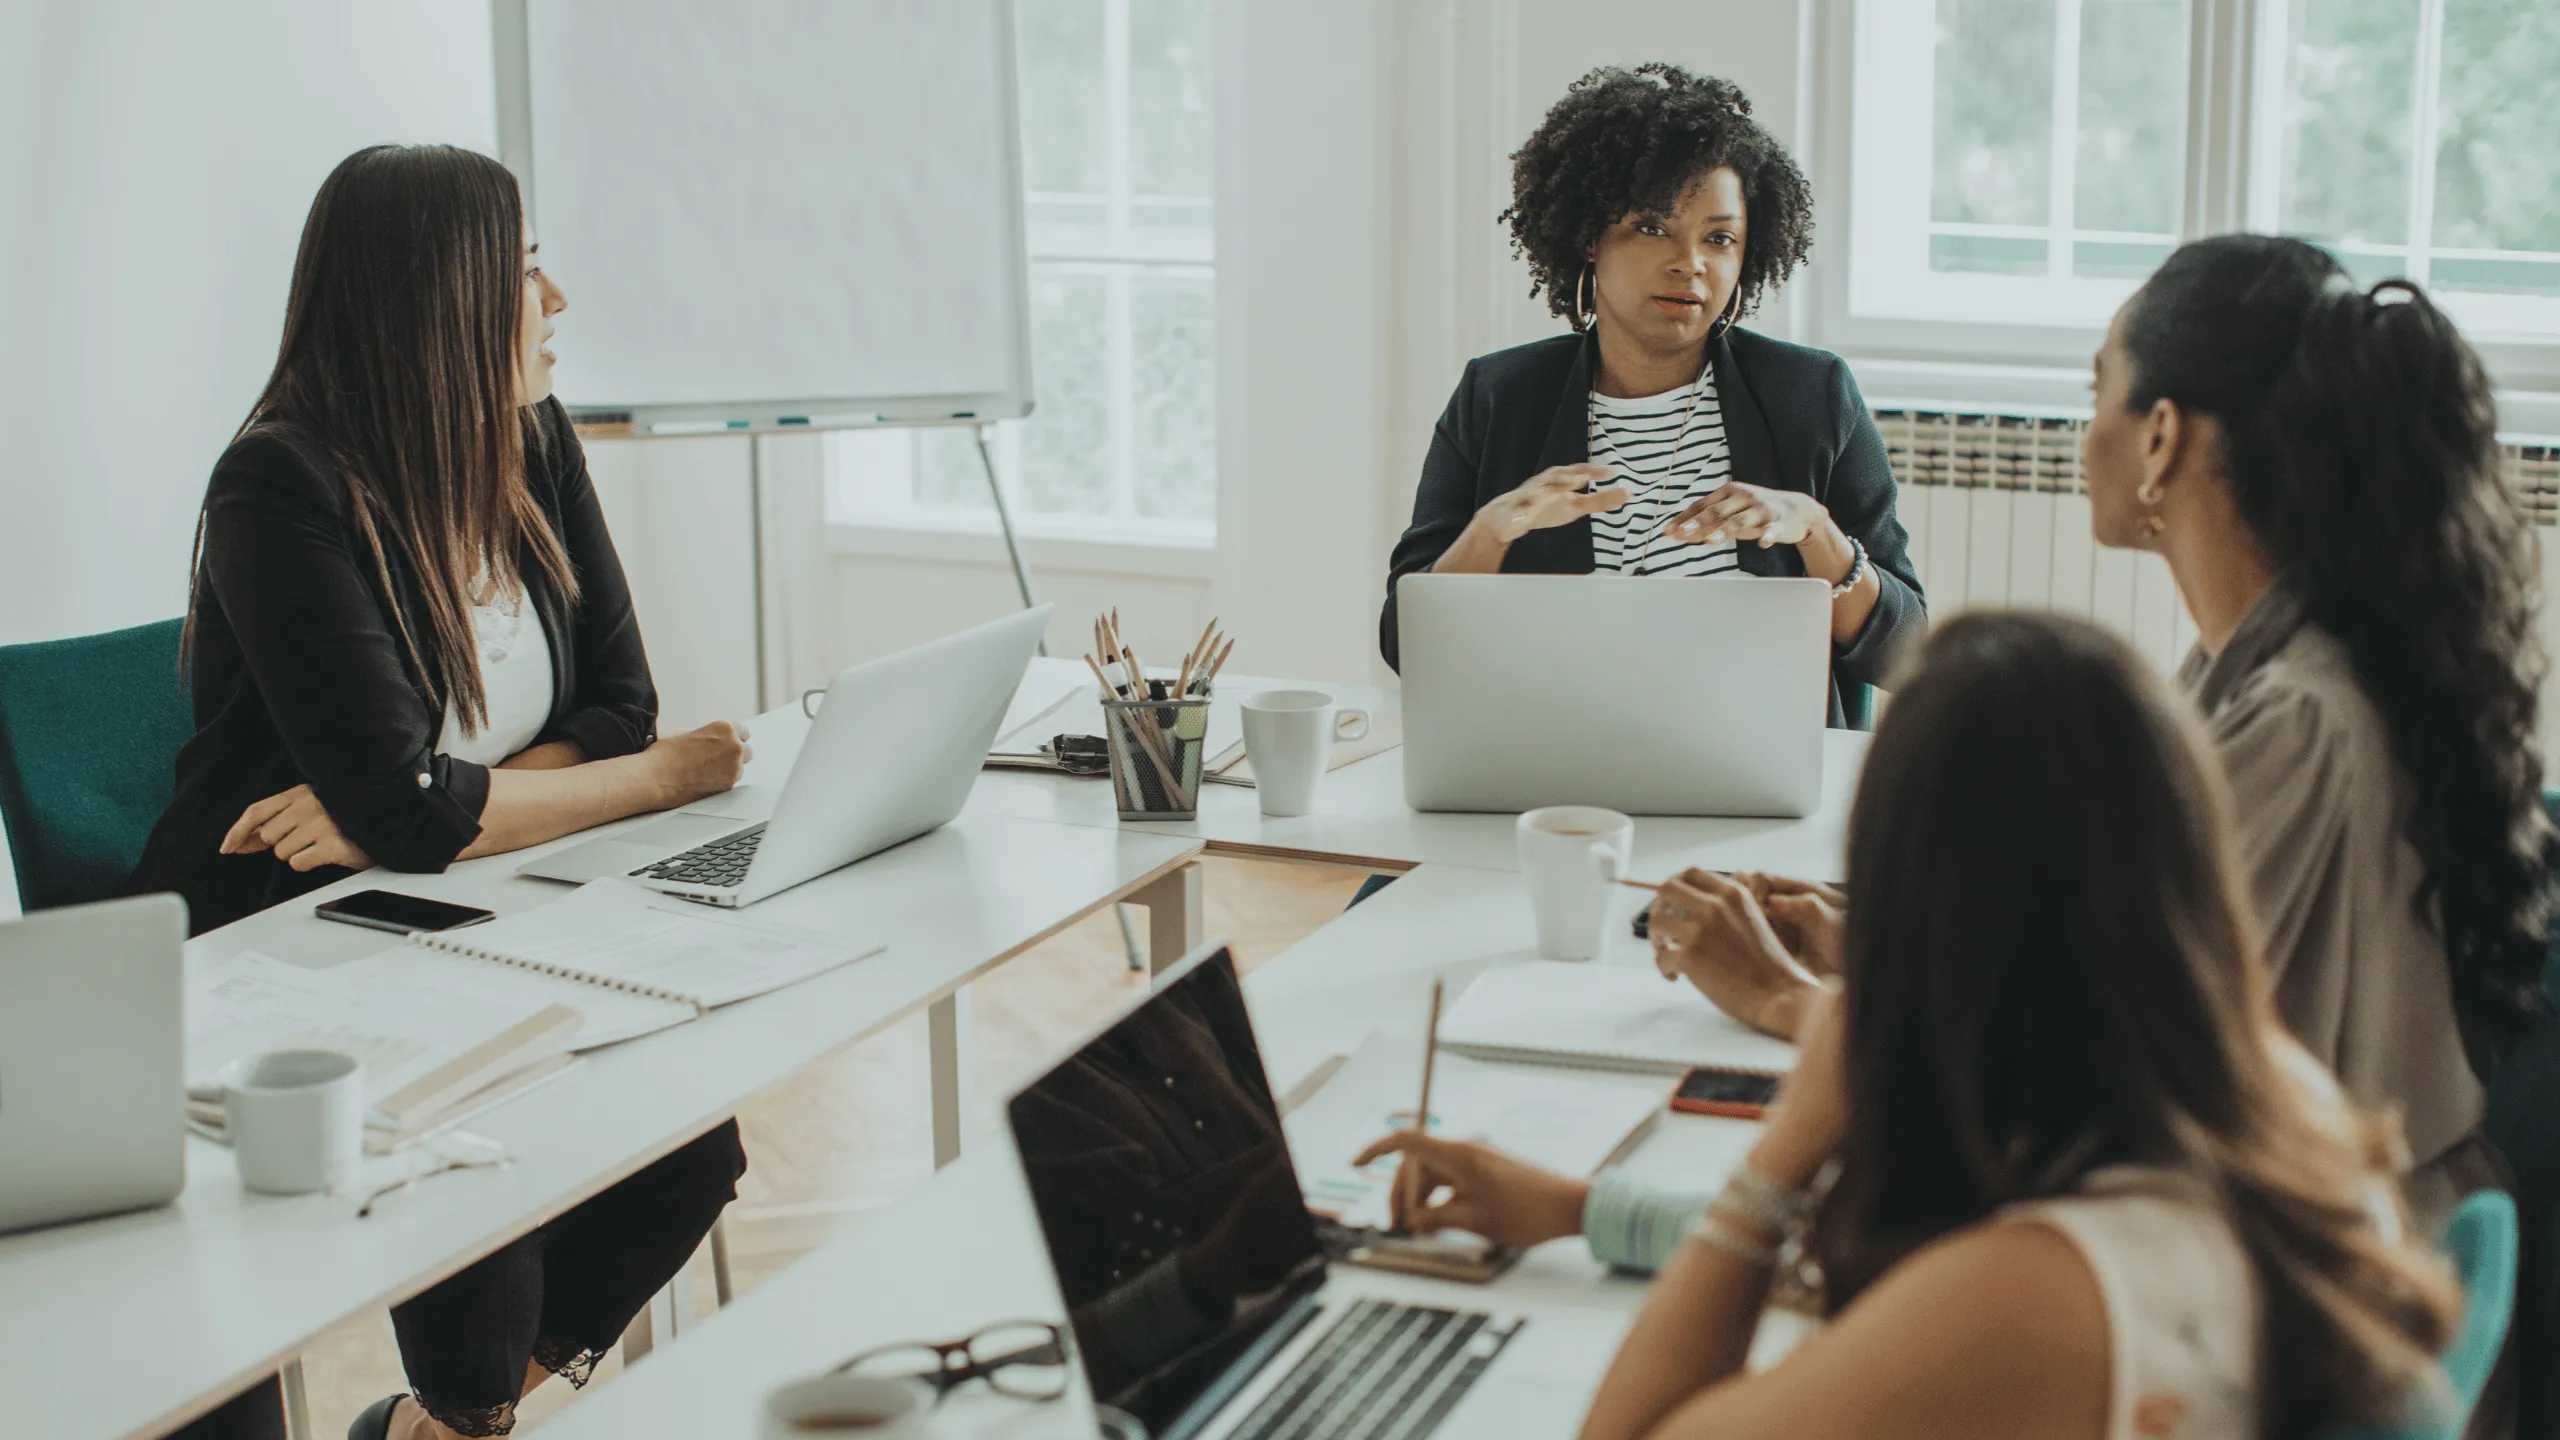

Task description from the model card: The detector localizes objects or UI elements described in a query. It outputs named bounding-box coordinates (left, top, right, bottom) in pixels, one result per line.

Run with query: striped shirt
left=1586, top=372, right=1740, bottom=578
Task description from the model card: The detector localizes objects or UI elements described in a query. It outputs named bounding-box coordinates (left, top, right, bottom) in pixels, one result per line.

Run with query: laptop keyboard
left=632, top=824, right=765, bottom=889
left=1225, top=1298, right=1519, bottom=1440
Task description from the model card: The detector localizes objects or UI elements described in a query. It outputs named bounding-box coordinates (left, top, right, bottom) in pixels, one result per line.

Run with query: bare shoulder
left=1652, top=1221, right=2111, bottom=1440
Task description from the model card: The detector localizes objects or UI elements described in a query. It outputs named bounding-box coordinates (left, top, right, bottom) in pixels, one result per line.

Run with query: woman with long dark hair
left=1379, top=64, right=1924, bottom=725
left=1376, top=615, right=2463, bottom=1439
left=1638, top=236, right=2543, bottom=1221
left=134, top=145, right=747, bottom=1440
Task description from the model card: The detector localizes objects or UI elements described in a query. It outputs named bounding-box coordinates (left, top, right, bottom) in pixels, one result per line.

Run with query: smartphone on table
left=313, top=889, right=496, bottom=936
left=1671, top=1065, right=1782, bottom=1120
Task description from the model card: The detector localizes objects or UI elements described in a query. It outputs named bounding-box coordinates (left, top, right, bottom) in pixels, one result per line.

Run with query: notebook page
left=187, top=950, right=600, bottom=1125
left=1285, top=1030, right=1671, bottom=1231
left=446, top=880, right=883, bottom=1008
left=1437, top=962, right=1798, bottom=1075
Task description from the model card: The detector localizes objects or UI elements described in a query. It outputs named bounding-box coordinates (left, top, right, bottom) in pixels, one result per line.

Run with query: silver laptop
left=0, top=894, right=187, bottom=1233
left=1397, top=573, right=1829, bottom=816
left=1007, top=942, right=1618, bottom=1440
left=521, top=606, right=1051, bottom=906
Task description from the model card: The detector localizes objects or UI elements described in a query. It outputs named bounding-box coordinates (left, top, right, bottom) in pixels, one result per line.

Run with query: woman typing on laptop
left=1378, top=65, right=1925, bottom=726
left=133, top=146, right=746, bottom=1440
left=1373, top=616, right=2466, bottom=1440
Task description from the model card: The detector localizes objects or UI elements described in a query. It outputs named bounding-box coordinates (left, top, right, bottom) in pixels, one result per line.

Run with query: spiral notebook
left=405, top=879, right=886, bottom=1036
left=1436, top=961, right=1797, bottom=1076
left=188, top=880, right=882, bottom=1141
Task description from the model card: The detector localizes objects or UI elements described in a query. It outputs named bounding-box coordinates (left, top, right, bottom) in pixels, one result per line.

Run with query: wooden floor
left=296, top=856, right=1373, bottom=1435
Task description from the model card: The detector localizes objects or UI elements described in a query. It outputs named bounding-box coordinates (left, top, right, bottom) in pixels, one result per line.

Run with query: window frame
left=1806, top=0, right=2560, bottom=394
left=824, top=0, right=1220, bottom=547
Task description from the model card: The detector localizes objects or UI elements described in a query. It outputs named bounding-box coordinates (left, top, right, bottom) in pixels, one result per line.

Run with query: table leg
left=1131, top=862, right=1205, bottom=977
left=279, top=1358, right=312, bottom=1440
left=710, top=1216, right=735, bottom=1308
left=928, top=989, right=973, bottom=1169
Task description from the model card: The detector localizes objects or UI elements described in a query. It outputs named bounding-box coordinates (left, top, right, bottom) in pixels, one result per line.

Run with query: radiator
left=1872, top=408, right=2560, bottom=676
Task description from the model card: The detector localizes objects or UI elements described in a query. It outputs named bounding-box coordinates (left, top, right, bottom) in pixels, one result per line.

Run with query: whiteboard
left=500, top=0, right=1032, bottom=427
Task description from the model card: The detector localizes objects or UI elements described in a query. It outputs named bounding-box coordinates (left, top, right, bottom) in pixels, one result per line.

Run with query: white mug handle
left=1334, top=708, right=1372, bottom=743
left=1588, top=840, right=1624, bottom=884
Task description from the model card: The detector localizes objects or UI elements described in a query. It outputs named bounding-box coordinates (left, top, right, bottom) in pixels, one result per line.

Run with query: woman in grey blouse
left=1374, top=235, right=2549, bottom=1269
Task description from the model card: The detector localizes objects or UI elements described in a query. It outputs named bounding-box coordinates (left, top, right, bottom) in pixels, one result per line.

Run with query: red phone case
left=1669, top=1066, right=1781, bottom=1120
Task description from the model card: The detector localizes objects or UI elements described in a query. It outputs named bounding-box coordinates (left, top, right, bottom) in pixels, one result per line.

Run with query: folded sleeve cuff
left=546, top=705, right=655, bottom=762
left=313, top=749, right=489, bottom=873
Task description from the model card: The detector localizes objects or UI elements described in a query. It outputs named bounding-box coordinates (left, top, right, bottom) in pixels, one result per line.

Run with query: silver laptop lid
left=739, top=604, right=1052, bottom=902
left=0, top=893, right=186, bottom=1233
left=1397, top=574, right=1828, bottom=817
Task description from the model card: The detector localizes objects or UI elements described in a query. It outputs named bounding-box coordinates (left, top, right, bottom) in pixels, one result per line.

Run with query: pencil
left=1400, top=976, right=1444, bottom=1221
left=1198, top=636, right=1236, bottom=694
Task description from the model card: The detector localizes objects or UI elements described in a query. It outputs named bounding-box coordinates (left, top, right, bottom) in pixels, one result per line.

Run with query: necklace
left=1596, top=355, right=1711, bottom=575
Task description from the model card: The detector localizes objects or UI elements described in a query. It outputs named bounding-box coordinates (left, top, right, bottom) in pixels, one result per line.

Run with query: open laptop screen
left=1006, top=947, right=1325, bottom=1432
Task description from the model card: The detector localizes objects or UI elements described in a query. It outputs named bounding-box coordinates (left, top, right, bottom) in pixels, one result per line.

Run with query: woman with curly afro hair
left=1379, top=64, right=1923, bottom=726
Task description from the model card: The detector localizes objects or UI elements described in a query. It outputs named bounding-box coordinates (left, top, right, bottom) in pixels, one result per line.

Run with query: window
left=1849, top=0, right=2193, bottom=329
left=2252, top=0, right=2560, bottom=341
left=826, top=0, right=1216, bottom=543
left=1836, top=0, right=2560, bottom=352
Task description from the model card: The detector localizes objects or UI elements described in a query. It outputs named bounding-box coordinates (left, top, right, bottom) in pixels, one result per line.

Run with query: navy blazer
left=1380, top=327, right=1926, bottom=725
left=132, top=398, right=659, bottom=934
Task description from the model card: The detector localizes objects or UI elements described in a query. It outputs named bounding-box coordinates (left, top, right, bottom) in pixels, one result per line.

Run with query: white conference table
left=0, top=715, right=1206, bottom=1440
left=532, top=862, right=1795, bottom=1440
left=970, top=658, right=1866, bottom=881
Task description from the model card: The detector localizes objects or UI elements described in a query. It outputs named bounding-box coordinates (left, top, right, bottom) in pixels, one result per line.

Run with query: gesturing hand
left=221, top=785, right=374, bottom=873
left=1649, top=867, right=1822, bottom=1040
left=1349, top=1131, right=1590, bottom=1249
left=1478, top=464, right=1634, bottom=544
left=1661, top=481, right=1828, bottom=549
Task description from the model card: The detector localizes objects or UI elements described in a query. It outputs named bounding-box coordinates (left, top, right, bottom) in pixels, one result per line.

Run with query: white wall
left=0, top=2, right=497, bottom=646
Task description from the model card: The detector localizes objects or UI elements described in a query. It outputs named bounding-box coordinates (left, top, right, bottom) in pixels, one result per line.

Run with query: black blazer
left=1380, top=327, right=1925, bottom=724
left=131, top=399, right=658, bottom=934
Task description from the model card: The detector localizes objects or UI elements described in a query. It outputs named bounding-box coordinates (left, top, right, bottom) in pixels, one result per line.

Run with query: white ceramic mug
left=1517, top=806, right=1634, bottom=961
left=220, top=1049, right=363, bottom=1196
left=760, top=1372, right=927, bottom=1438
left=1239, top=688, right=1371, bottom=819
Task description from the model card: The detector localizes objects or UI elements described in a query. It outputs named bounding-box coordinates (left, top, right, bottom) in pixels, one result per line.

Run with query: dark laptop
left=1004, top=944, right=1528, bottom=1440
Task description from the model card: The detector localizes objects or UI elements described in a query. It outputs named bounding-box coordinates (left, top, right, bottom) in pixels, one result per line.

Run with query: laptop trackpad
left=681, top=784, right=780, bottom=822
left=516, top=812, right=742, bottom=884
left=622, top=812, right=751, bottom=847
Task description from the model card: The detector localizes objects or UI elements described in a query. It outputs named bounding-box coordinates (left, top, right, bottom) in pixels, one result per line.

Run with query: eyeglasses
left=833, top=1321, right=1070, bottom=1403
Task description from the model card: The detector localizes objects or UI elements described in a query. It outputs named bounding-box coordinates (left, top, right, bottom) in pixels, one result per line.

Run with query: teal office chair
left=2337, top=1189, right=2519, bottom=1440
left=0, top=618, right=191, bottom=912
left=2479, top=789, right=2560, bottom=1437
left=1842, top=680, right=1876, bottom=732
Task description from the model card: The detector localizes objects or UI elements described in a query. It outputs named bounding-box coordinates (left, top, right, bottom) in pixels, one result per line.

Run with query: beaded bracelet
left=1685, top=1209, right=1780, bottom=1268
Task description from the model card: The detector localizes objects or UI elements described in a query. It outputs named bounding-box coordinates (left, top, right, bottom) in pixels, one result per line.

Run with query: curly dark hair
left=1503, top=64, right=1815, bottom=326
left=2123, top=234, right=2554, bottom=1056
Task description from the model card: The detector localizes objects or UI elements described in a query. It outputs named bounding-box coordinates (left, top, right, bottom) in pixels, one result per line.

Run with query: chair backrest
left=2335, top=1189, right=2520, bottom=1440
left=2477, top=791, right=2560, bottom=1435
left=0, top=619, right=192, bottom=911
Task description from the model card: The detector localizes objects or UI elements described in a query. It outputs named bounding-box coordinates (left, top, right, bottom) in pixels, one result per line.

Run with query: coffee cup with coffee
left=1516, top=806, right=1635, bottom=961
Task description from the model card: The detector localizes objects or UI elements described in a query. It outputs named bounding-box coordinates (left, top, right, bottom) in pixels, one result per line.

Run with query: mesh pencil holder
left=1103, top=696, right=1209, bottom=820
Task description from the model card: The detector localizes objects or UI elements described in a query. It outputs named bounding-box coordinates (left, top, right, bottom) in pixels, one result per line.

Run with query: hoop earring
left=1709, top=289, right=1741, bottom=340
left=1575, top=264, right=1596, bottom=332
left=2135, top=477, right=2167, bottom=537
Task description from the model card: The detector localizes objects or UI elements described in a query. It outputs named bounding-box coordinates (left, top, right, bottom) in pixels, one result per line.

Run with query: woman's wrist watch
left=1828, top=535, right=1869, bottom=599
